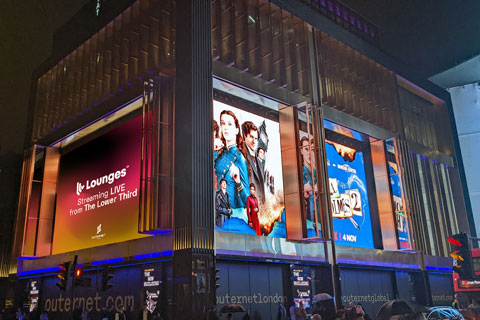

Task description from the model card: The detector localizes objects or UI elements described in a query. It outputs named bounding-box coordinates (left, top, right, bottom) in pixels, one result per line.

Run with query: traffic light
left=449, top=233, right=474, bottom=280
left=56, top=262, right=71, bottom=291
left=215, top=267, right=221, bottom=290
left=73, top=267, right=92, bottom=288
left=75, top=267, right=82, bottom=278
left=101, top=266, right=114, bottom=291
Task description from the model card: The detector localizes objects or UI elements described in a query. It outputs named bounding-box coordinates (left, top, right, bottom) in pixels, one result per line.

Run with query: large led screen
left=388, top=161, right=411, bottom=249
left=213, top=100, right=286, bottom=237
left=326, top=140, right=374, bottom=248
left=52, top=115, right=147, bottom=254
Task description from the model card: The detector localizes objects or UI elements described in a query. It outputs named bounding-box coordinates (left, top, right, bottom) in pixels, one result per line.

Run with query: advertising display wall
left=386, top=140, right=411, bottom=250
left=212, top=92, right=375, bottom=248
left=299, top=127, right=374, bottom=248
left=213, top=100, right=286, bottom=237
left=389, top=162, right=411, bottom=249
left=326, top=140, right=374, bottom=248
left=52, top=115, right=147, bottom=254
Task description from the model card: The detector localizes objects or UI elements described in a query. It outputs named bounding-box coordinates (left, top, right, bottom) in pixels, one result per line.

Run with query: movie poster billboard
left=213, top=100, right=286, bottom=237
left=388, top=161, right=411, bottom=249
left=325, top=140, right=374, bottom=248
left=52, top=116, right=147, bottom=254
left=298, top=128, right=374, bottom=248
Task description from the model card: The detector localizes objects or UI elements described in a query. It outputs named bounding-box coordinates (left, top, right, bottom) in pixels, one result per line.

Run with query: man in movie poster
left=299, top=136, right=318, bottom=223
left=241, top=121, right=265, bottom=202
left=213, top=101, right=285, bottom=237
left=215, top=179, right=231, bottom=228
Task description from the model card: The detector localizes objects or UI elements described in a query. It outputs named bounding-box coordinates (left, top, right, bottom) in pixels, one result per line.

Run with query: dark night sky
left=0, top=0, right=87, bottom=155
left=342, top=0, right=480, bottom=78
left=1, top=0, right=479, bottom=156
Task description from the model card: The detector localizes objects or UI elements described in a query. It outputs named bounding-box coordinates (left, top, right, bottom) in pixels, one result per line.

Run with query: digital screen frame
left=213, top=100, right=286, bottom=238
left=325, top=140, right=374, bottom=248
left=52, top=115, right=147, bottom=254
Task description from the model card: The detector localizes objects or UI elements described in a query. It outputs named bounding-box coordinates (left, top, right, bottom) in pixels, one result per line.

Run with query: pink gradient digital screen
left=52, top=115, right=147, bottom=254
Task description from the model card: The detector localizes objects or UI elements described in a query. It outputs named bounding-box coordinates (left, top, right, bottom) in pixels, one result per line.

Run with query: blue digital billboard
left=326, top=140, right=374, bottom=248
left=388, top=161, right=411, bottom=249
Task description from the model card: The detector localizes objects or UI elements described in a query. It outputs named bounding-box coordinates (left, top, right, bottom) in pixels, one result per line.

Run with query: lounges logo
left=75, top=166, right=129, bottom=196
left=76, top=182, right=85, bottom=196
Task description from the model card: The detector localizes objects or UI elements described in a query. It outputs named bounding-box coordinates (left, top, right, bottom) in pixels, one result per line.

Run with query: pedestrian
left=355, top=304, right=365, bottom=316
left=289, top=304, right=296, bottom=320
left=294, top=302, right=307, bottom=320
left=346, top=307, right=357, bottom=320
left=468, top=299, right=480, bottom=309
left=101, top=307, right=109, bottom=320
left=73, top=307, right=82, bottom=320
left=354, top=313, right=364, bottom=320
left=16, top=308, right=24, bottom=320
left=277, top=303, right=287, bottom=320
left=452, top=293, right=460, bottom=310
left=29, top=307, right=40, bottom=320
left=116, top=305, right=126, bottom=320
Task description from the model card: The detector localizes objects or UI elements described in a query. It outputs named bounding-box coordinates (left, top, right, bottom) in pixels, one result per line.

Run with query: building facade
left=429, top=55, right=480, bottom=242
left=9, top=0, right=472, bottom=319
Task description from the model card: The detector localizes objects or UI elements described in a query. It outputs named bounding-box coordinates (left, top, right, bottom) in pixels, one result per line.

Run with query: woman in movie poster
left=214, top=110, right=250, bottom=210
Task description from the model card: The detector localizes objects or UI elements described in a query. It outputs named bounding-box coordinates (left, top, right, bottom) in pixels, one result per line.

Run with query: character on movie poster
left=213, top=101, right=285, bottom=237
left=298, top=135, right=321, bottom=237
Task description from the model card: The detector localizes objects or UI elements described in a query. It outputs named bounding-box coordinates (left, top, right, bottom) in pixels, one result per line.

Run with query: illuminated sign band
left=458, top=279, right=480, bottom=289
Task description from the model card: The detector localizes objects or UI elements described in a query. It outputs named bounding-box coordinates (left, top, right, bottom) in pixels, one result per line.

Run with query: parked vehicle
left=426, top=307, right=464, bottom=320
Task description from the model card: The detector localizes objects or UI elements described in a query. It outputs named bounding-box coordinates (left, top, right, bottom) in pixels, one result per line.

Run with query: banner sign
left=143, top=266, right=162, bottom=313
left=291, top=265, right=312, bottom=308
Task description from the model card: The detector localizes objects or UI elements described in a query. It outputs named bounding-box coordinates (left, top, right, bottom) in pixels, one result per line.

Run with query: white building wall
left=448, top=83, right=480, bottom=237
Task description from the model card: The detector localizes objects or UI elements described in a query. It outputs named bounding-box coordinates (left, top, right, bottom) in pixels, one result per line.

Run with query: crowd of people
left=283, top=301, right=371, bottom=320
left=0, top=303, right=163, bottom=320
left=6, top=294, right=480, bottom=319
